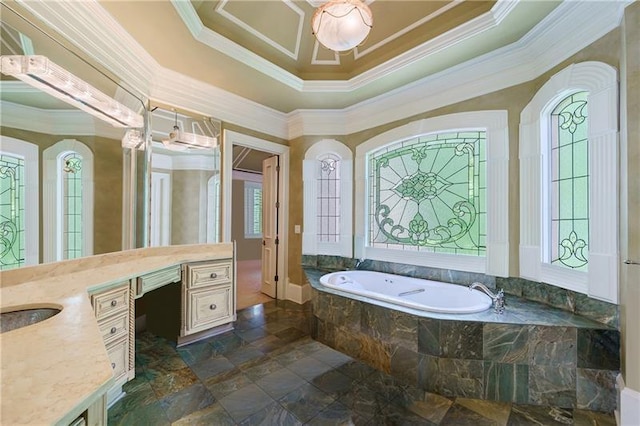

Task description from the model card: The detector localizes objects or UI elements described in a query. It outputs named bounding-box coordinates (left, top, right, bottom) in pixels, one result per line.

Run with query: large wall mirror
left=0, top=3, right=148, bottom=270
left=148, top=105, right=221, bottom=246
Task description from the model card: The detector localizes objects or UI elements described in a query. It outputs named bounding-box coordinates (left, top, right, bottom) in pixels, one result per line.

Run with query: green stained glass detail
left=63, top=152, right=83, bottom=260
left=550, top=91, right=589, bottom=270
left=0, top=154, right=25, bottom=270
left=369, top=131, right=486, bottom=255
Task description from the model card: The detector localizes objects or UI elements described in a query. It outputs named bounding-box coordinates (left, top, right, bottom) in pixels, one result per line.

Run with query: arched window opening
left=0, top=153, right=26, bottom=270
left=317, top=153, right=341, bottom=244
left=60, top=152, right=84, bottom=259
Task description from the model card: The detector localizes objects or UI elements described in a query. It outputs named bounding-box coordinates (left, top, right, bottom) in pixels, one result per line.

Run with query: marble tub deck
left=109, top=300, right=615, bottom=425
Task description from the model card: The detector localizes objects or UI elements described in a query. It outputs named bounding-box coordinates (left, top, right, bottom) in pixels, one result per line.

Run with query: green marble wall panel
left=361, top=304, right=418, bottom=352
left=528, top=365, right=576, bottom=408
left=577, top=329, right=620, bottom=370
left=527, top=326, right=577, bottom=367
left=483, top=324, right=530, bottom=364
left=437, top=358, right=484, bottom=399
left=484, top=362, right=529, bottom=403
left=576, top=368, right=617, bottom=412
left=390, top=346, right=419, bottom=387
left=439, top=321, right=483, bottom=360
left=418, top=318, right=440, bottom=357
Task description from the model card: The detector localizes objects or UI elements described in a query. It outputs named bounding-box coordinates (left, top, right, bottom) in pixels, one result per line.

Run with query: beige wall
left=1, top=126, right=123, bottom=259
left=231, top=179, right=262, bottom=261
left=621, top=2, right=640, bottom=391
left=170, top=169, right=214, bottom=245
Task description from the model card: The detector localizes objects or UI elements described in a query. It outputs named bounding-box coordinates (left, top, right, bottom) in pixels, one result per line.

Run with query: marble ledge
left=303, top=267, right=613, bottom=330
left=0, top=243, right=234, bottom=426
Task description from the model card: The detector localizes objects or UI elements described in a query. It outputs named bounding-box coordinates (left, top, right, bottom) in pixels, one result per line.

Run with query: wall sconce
left=311, top=0, right=373, bottom=52
left=0, top=55, right=144, bottom=128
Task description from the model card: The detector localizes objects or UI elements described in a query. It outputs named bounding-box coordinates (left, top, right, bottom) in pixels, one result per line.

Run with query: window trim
left=519, top=61, right=618, bottom=302
left=303, top=139, right=353, bottom=258
left=43, top=139, right=94, bottom=262
left=355, top=111, right=509, bottom=276
left=0, top=136, right=39, bottom=267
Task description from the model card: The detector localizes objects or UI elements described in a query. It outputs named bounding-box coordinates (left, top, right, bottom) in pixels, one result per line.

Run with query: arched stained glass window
left=61, top=152, right=83, bottom=259
left=547, top=91, right=589, bottom=271
left=317, top=153, right=341, bottom=243
left=0, top=153, right=26, bottom=270
left=369, top=131, right=486, bottom=256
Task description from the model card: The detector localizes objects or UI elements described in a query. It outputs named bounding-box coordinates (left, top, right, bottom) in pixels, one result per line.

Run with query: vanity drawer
left=186, top=285, right=232, bottom=333
left=137, top=265, right=181, bottom=296
left=98, top=311, right=128, bottom=345
left=186, top=261, right=232, bottom=289
left=106, top=337, right=128, bottom=382
left=91, top=284, right=129, bottom=320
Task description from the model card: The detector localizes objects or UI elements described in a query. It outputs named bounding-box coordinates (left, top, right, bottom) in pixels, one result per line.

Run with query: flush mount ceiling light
left=0, top=55, right=144, bottom=128
left=311, top=0, right=373, bottom=52
left=161, top=111, right=217, bottom=151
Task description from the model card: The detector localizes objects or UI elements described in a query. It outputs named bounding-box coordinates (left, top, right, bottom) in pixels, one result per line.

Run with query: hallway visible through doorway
left=236, top=259, right=273, bottom=310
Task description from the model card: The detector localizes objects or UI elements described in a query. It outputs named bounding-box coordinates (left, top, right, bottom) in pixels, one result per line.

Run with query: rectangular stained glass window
left=549, top=91, right=589, bottom=271
left=368, top=131, right=486, bottom=256
left=0, top=154, right=25, bottom=270
left=62, top=153, right=83, bottom=260
left=317, top=154, right=341, bottom=243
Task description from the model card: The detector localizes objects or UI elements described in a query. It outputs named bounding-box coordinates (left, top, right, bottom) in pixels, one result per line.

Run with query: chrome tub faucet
left=469, top=282, right=505, bottom=314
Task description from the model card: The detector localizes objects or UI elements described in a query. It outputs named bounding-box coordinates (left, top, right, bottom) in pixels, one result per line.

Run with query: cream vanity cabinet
left=180, top=259, right=236, bottom=342
left=89, top=281, right=135, bottom=404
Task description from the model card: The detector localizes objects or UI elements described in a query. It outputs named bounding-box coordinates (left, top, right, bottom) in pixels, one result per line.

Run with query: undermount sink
left=1, top=306, right=62, bottom=333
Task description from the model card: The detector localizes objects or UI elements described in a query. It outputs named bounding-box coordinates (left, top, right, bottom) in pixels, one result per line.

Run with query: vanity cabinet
left=89, top=281, right=135, bottom=403
left=181, top=259, right=236, bottom=341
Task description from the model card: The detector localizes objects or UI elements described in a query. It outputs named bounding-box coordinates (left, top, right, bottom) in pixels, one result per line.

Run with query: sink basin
left=1, top=307, right=62, bottom=333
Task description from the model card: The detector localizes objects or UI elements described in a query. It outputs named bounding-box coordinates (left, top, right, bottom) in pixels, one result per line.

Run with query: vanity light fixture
left=0, top=55, right=144, bottom=128
left=161, top=111, right=217, bottom=151
left=311, top=0, right=373, bottom=52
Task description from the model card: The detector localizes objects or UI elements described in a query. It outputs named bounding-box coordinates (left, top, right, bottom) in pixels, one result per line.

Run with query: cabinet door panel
left=106, top=338, right=128, bottom=382
left=187, top=262, right=232, bottom=289
left=98, top=311, right=128, bottom=346
left=91, top=283, right=129, bottom=320
left=186, top=285, right=232, bottom=335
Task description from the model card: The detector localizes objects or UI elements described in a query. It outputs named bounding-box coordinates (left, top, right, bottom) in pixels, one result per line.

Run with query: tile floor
left=108, top=300, right=616, bottom=425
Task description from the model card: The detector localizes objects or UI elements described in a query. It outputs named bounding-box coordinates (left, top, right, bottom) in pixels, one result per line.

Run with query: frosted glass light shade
left=0, top=55, right=143, bottom=128
left=311, top=0, right=373, bottom=52
left=162, top=126, right=217, bottom=150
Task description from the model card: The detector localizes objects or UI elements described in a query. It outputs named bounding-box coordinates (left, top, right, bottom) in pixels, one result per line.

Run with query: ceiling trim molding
left=287, top=0, right=631, bottom=138
left=0, top=100, right=123, bottom=139
left=215, top=0, right=305, bottom=60
left=311, top=41, right=340, bottom=65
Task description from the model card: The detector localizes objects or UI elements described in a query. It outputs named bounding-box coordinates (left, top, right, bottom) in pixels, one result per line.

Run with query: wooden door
left=261, top=155, right=279, bottom=298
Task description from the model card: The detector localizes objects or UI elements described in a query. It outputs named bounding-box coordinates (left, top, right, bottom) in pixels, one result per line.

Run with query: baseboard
left=618, top=374, right=640, bottom=426
left=286, top=280, right=311, bottom=304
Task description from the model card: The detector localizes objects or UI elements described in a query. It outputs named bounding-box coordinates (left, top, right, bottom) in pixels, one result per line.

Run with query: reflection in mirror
left=149, top=106, right=221, bottom=246
left=0, top=3, right=147, bottom=270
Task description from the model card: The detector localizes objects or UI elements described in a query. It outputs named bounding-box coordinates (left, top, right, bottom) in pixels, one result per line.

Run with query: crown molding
left=0, top=100, right=123, bottom=139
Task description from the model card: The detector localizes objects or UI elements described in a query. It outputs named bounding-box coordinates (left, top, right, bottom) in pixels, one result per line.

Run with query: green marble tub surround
left=306, top=267, right=620, bottom=412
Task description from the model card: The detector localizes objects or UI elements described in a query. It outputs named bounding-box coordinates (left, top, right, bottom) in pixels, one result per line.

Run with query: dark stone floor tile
left=311, top=369, right=357, bottom=397
left=203, top=370, right=252, bottom=399
left=440, top=400, right=499, bottom=426
left=278, top=383, right=335, bottom=423
left=287, top=356, right=334, bottom=381
left=362, top=370, right=406, bottom=400
left=393, top=386, right=453, bottom=424
left=107, top=400, right=170, bottom=426
left=236, top=326, right=270, bottom=343
left=306, top=401, right=370, bottom=426
left=336, top=360, right=377, bottom=381
left=159, top=383, right=215, bottom=422
left=145, top=366, right=199, bottom=399
left=340, top=382, right=389, bottom=418
left=368, top=402, right=437, bottom=425
left=271, top=347, right=309, bottom=366
left=242, top=358, right=284, bottom=381
left=238, top=402, right=303, bottom=426
left=190, top=356, right=236, bottom=381
left=224, top=345, right=266, bottom=367
left=211, top=332, right=246, bottom=356
left=255, top=368, right=307, bottom=399
left=275, top=326, right=309, bottom=343
left=311, top=346, right=353, bottom=367
left=176, top=341, right=215, bottom=366
left=251, top=335, right=288, bottom=354
left=573, top=409, right=616, bottom=426
left=262, top=320, right=293, bottom=334
left=171, top=402, right=236, bottom=425
left=218, top=383, right=276, bottom=423
left=508, top=404, right=573, bottom=425
left=115, top=377, right=158, bottom=412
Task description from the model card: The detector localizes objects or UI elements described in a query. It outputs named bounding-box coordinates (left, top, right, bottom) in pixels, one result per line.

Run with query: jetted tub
left=319, top=270, right=492, bottom=314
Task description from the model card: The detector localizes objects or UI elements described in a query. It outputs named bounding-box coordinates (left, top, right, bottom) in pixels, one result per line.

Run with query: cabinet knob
left=209, top=304, right=217, bottom=310
left=110, top=327, right=117, bottom=334
left=111, top=362, right=116, bottom=369
left=110, top=300, right=117, bottom=307
left=210, top=273, right=217, bottom=279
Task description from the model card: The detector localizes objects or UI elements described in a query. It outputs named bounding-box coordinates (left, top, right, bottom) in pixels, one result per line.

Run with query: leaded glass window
left=548, top=91, right=589, bottom=270
left=317, top=154, right=341, bottom=243
left=0, top=154, right=25, bottom=270
left=62, top=152, right=83, bottom=259
left=369, top=131, right=486, bottom=255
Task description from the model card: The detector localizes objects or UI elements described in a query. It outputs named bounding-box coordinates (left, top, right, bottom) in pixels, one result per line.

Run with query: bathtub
left=319, top=270, right=492, bottom=314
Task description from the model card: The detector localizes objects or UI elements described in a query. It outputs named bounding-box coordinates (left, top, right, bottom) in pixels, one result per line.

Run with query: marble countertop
left=0, top=243, right=233, bottom=425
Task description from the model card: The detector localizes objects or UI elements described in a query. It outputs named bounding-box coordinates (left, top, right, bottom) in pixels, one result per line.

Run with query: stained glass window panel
left=0, top=154, right=25, bottom=270
left=369, top=131, right=486, bottom=256
left=62, top=153, right=83, bottom=260
left=549, top=91, right=589, bottom=271
left=317, top=154, right=340, bottom=243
